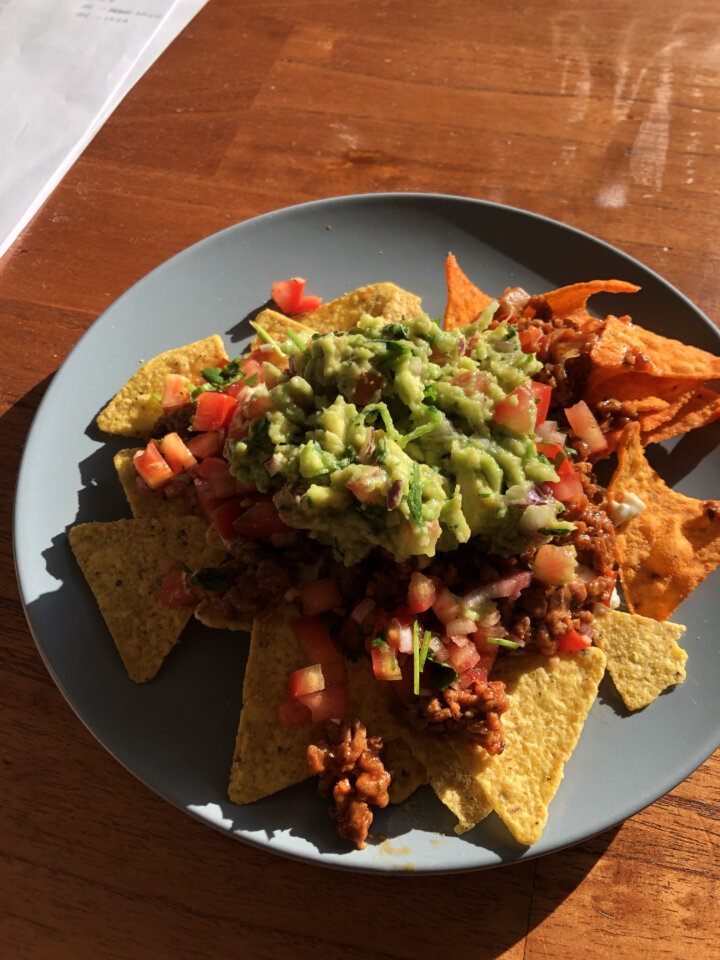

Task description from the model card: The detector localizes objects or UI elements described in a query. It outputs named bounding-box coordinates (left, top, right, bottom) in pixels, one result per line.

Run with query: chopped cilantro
left=427, top=650, right=458, bottom=691
left=190, top=567, right=229, bottom=592
left=487, top=636, right=520, bottom=649
left=407, top=462, right=422, bottom=525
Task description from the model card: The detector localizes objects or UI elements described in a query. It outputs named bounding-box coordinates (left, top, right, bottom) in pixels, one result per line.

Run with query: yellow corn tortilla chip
left=608, top=422, right=720, bottom=620
left=69, top=516, right=226, bottom=682
left=250, top=309, right=314, bottom=352
left=477, top=649, right=606, bottom=846
left=297, top=283, right=423, bottom=332
left=228, top=618, right=425, bottom=806
left=384, top=738, right=427, bottom=804
left=641, top=386, right=720, bottom=446
left=401, top=731, right=493, bottom=834
left=114, top=448, right=187, bottom=520
left=228, top=605, right=314, bottom=804
left=97, top=335, right=227, bottom=437
left=194, top=598, right=252, bottom=633
left=593, top=609, right=687, bottom=711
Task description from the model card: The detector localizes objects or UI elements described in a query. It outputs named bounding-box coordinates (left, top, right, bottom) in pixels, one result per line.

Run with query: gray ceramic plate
left=14, top=193, right=720, bottom=873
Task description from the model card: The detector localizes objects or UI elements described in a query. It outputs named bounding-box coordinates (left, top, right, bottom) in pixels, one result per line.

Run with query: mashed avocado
left=228, top=308, right=570, bottom=564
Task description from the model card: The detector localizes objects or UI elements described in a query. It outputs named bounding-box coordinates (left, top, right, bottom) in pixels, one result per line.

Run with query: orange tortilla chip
left=444, top=254, right=494, bottom=330
left=642, top=387, right=720, bottom=445
left=591, top=316, right=720, bottom=381
left=542, top=279, right=639, bottom=322
left=608, top=423, right=720, bottom=620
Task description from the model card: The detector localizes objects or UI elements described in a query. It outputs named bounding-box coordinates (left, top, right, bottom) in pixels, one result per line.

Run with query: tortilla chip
left=250, top=309, right=314, bottom=352
left=641, top=386, right=720, bottom=446
left=477, top=649, right=606, bottom=846
left=593, top=609, right=687, bottom=711
left=443, top=253, right=494, bottom=330
left=194, top=598, right=252, bottom=632
left=298, top=283, right=422, bottom=332
left=608, top=423, right=720, bottom=620
left=584, top=373, right=699, bottom=410
left=590, top=316, right=720, bottom=382
left=228, top=620, right=418, bottom=806
left=542, top=280, right=639, bottom=322
left=228, top=604, right=314, bottom=804
left=69, top=516, right=226, bottom=682
left=114, top=448, right=187, bottom=520
left=383, top=738, right=427, bottom=804
left=97, top=335, right=227, bottom=437
left=401, top=731, right=493, bottom=833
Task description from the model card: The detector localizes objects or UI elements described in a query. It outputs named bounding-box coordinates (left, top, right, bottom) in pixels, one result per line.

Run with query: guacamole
left=228, top=308, right=570, bottom=564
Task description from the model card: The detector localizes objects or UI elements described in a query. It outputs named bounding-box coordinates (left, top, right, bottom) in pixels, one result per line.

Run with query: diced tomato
left=186, top=431, right=223, bottom=459
left=272, top=278, right=323, bottom=316
left=272, top=277, right=307, bottom=315
left=518, top=327, right=544, bottom=354
left=535, top=441, right=572, bottom=477
left=210, top=497, right=248, bottom=540
left=531, top=381, right=552, bottom=426
left=288, top=663, right=326, bottom=698
left=564, top=400, right=608, bottom=454
left=159, top=568, right=198, bottom=607
left=297, top=685, right=348, bottom=722
left=244, top=392, right=274, bottom=421
left=134, top=441, right=173, bottom=490
left=241, top=356, right=264, bottom=379
left=159, top=432, right=197, bottom=475
left=301, top=578, right=343, bottom=616
left=407, top=571, right=439, bottom=613
left=223, top=382, right=252, bottom=402
left=205, top=461, right=246, bottom=499
left=548, top=471, right=584, bottom=503
left=297, top=294, right=322, bottom=313
left=277, top=697, right=312, bottom=725
left=191, top=456, right=226, bottom=479
left=291, top=616, right=339, bottom=663
left=161, top=373, right=191, bottom=412
left=446, top=640, right=481, bottom=675
left=493, top=382, right=537, bottom=435
left=532, top=544, right=577, bottom=586
left=191, top=392, right=237, bottom=432
left=371, top=643, right=403, bottom=681
left=432, top=586, right=462, bottom=625
left=473, top=633, right=500, bottom=678
left=556, top=629, right=592, bottom=653
left=322, top=659, right=348, bottom=687
left=450, top=370, right=489, bottom=397
left=346, top=468, right=383, bottom=504
left=234, top=500, right=291, bottom=539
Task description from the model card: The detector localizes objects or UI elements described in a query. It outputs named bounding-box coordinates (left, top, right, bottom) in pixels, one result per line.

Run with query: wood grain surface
left=2, top=1, right=719, bottom=957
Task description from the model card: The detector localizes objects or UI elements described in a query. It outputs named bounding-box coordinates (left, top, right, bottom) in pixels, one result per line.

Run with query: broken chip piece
left=593, top=608, right=687, bottom=711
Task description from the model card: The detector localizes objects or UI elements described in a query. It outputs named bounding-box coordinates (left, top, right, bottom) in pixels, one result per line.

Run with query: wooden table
left=3, top=1, right=719, bottom=956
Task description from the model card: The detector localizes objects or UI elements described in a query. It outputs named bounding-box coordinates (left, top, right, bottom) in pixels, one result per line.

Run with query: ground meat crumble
left=307, top=719, right=392, bottom=849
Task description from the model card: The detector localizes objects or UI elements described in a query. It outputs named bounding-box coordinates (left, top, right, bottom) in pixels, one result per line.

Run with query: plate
left=14, top=193, right=720, bottom=873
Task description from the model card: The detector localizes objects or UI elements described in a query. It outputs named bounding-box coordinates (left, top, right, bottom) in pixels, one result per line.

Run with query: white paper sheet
left=0, top=0, right=208, bottom=260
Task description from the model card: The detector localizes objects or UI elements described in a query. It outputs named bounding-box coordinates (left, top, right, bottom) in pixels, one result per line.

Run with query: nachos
left=71, top=264, right=720, bottom=850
